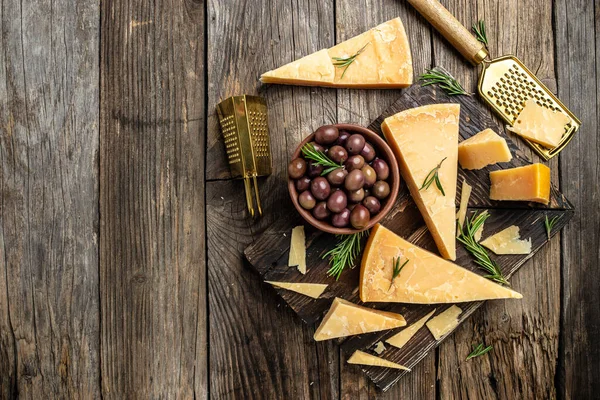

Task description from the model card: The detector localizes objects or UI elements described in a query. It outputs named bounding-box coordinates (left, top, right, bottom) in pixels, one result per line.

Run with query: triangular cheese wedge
left=386, top=309, right=436, bottom=349
left=347, top=350, right=410, bottom=370
left=382, top=104, right=459, bottom=260
left=266, top=281, right=328, bottom=299
left=314, top=297, right=406, bottom=341
left=426, top=305, right=462, bottom=340
left=261, top=18, right=412, bottom=88
left=480, top=226, right=531, bottom=255
left=359, top=224, right=523, bottom=303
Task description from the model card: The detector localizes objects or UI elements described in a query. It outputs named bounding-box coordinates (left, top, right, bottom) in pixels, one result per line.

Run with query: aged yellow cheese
left=382, top=104, right=459, bottom=260
left=373, top=341, right=386, bottom=355
left=261, top=18, right=412, bottom=88
left=489, top=163, right=551, bottom=204
left=426, top=305, right=462, bottom=340
left=508, top=99, right=571, bottom=148
left=386, top=309, right=436, bottom=349
left=458, top=129, right=513, bottom=170
left=266, top=281, right=328, bottom=299
left=474, top=221, right=484, bottom=242
left=288, top=226, right=306, bottom=274
left=359, top=224, right=523, bottom=303
left=480, top=226, right=532, bottom=255
left=456, top=180, right=472, bottom=235
left=314, top=297, right=406, bottom=341
left=347, top=350, right=410, bottom=370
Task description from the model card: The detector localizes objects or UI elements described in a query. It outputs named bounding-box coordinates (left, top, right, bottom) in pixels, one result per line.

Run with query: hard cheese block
left=266, top=281, right=328, bottom=299
left=508, top=99, right=571, bottom=148
left=426, top=305, right=462, bottom=340
left=480, top=226, right=532, bottom=255
left=489, top=163, right=551, bottom=204
left=382, top=104, right=459, bottom=260
left=347, top=350, right=410, bottom=370
left=386, top=309, right=436, bottom=349
left=260, top=18, right=412, bottom=88
left=458, top=128, right=512, bottom=170
left=359, top=224, right=523, bottom=303
left=314, top=297, right=406, bottom=341
left=288, top=225, right=306, bottom=274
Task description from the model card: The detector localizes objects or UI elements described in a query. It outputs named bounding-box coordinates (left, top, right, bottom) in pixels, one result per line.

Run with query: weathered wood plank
left=0, top=0, right=100, bottom=397
left=99, top=0, right=206, bottom=397
left=555, top=0, right=600, bottom=398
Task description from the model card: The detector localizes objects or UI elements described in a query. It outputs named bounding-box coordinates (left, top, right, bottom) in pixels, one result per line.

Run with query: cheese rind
left=382, top=104, right=459, bottom=260
left=458, top=128, right=513, bottom=170
left=359, top=224, right=523, bottom=303
left=480, top=226, right=532, bottom=255
left=489, top=163, right=551, bottom=204
left=261, top=18, right=413, bottom=88
left=266, top=281, right=328, bottom=299
left=386, top=309, right=436, bottom=349
left=288, top=226, right=306, bottom=274
left=508, top=99, right=571, bottom=148
left=313, top=297, right=406, bottom=341
left=426, top=305, right=462, bottom=340
left=347, top=350, right=410, bottom=370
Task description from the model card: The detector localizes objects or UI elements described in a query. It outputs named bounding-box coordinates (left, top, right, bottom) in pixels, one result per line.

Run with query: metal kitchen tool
left=216, top=95, right=272, bottom=217
left=407, top=0, right=580, bottom=160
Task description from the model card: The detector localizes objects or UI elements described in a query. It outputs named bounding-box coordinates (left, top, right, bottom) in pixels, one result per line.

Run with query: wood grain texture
left=555, top=0, right=600, bottom=398
left=99, top=0, right=206, bottom=398
left=0, top=0, right=100, bottom=398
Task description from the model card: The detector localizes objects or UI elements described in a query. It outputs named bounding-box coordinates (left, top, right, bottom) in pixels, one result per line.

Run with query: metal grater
left=216, top=95, right=272, bottom=218
left=408, top=0, right=581, bottom=160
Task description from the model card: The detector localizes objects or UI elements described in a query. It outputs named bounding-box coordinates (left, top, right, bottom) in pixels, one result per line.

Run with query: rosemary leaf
left=472, top=20, right=488, bottom=46
left=466, top=343, right=493, bottom=360
left=420, top=157, right=447, bottom=196
left=419, top=69, right=467, bottom=96
left=544, top=214, right=561, bottom=240
left=389, top=257, right=409, bottom=290
left=332, top=43, right=370, bottom=79
left=301, top=143, right=343, bottom=176
left=324, top=231, right=367, bottom=280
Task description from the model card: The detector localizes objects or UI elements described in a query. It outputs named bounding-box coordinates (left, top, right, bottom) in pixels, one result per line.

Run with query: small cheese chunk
left=386, top=309, right=436, bottom=349
left=489, top=163, right=551, bottom=204
left=359, top=224, right=523, bottom=303
left=261, top=18, right=412, bottom=88
left=474, top=222, right=484, bottom=242
left=458, top=129, right=513, bottom=170
left=347, top=350, right=410, bottom=370
left=456, top=180, right=472, bottom=235
left=314, top=298, right=406, bottom=341
left=266, top=281, right=328, bottom=299
left=508, top=99, right=571, bottom=148
left=288, top=226, right=306, bottom=274
left=373, top=341, right=386, bottom=355
left=480, top=226, right=532, bottom=255
left=426, top=305, right=462, bottom=340
left=382, top=104, right=459, bottom=260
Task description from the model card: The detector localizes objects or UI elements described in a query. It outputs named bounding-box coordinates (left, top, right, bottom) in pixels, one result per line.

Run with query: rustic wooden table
left=0, top=0, right=598, bottom=398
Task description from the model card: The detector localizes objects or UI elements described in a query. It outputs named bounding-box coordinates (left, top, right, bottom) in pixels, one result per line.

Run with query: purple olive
left=329, top=145, right=348, bottom=164
left=335, top=130, right=350, bottom=146
left=362, top=196, right=381, bottom=214
left=360, top=142, right=376, bottom=162
left=288, top=158, right=307, bottom=179
left=327, top=168, right=348, bottom=186
left=308, top=141, right=326, bottom=153
left=348, top=188, right=365, bottom=203
left=307, top=161, right=324, bottom=178
left=295, top=176, right=311, bottom=192
left=314, top=125, right=339, bottom=145
left=312, top=201, right=330, bottom=220
left=346, top=134, right=366, bottom=155
left=327, top=190, right=348, bottom=213
left=298, top=191, right=316, bottom=210
left=331, top=208, right=351, bottom=228
left=361, top=165, right=377, bottom=188
left=372, top=181, right=391, bottom=200
left=350, top=205, right=371, bottom=229
left=345, top=155, right=365, bottom=171
left=345, top=169, right=365, bottom=191
left=372, top=158, right=390, bottom=181
left=310, top=177, right=331, bottom=200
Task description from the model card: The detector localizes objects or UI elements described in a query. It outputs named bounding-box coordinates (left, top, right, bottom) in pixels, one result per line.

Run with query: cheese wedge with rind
left=314, top=297, right=406, bottom=341
left=382, top=104, right=459, bottom=260
left=458, top=128, right=513, bottom=170
left=480, top=226, right=532, bottom=255
left=386, top=309, right=436, bottom=349
left=426, top=305, right=462, bottom=340
left=507, top=99, right=571, bottom=148
left=359, top=224, right=523, bottom=303
left=489, top=163, right=551, bottom=204
left=266, top=281, right=328, bottom=299
left=347, top=350, right=410, bottom=370
left=261, top=18, right=412, bottom=88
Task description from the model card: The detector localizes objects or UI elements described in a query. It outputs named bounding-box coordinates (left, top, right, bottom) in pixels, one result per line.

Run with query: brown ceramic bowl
left=288, top=124, right=400, bottom=235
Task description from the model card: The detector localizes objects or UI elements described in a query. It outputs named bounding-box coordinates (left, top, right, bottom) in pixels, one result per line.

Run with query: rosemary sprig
left=420, top=157, right=447, bottom=196
left=389, top=257, right=409, bottom=290
left=466, top=343, right=493, bottom=360
left=544, top=214, right=561, bottom=240
left=301, top=143, right=343, bottom=175
left=472, top=20, right=488, bottom=46
left=332, top=43, right=370, bottom=79
left=324, top=231, right=367, bottom=280
left=457, top=211, right=509, bottom=285
left=419, top=69, right=467, bottom=96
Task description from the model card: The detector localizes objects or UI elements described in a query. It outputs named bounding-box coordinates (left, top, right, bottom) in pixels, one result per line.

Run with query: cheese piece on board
left=347, top=350, right=410, bottom=370
left=382, top=104, right=459, bottom=260
left=266, top=281, right=328, bottom=299
left=480, top=226, right=532, bottom=255
left=261, top=18, right=412, bottom=88
left=458, top=128, right=513, bottom=170
left=508, top=99, right=571, bottom=148
left=373, top=341, right=386, bottom=355
left=474, top=222, right=484, bottom=242
left=386, top=309, right=436, bottom=349
left=489, top=163, right=551, bottom=204
left=288, top=226, right=306, bottom=274
left=314, top=297, right=406, bottom=341
left=359, top=224, right=523, bottom=303
left=456, top=180, right=472, bottom=235
left=426, top=305, right=462, bottom=340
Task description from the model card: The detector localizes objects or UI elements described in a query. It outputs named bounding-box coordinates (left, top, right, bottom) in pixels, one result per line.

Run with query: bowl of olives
left=288, top=124, right=400, bottom=234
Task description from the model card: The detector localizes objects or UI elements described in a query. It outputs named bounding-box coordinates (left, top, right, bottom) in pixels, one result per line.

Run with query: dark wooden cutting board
left=244, top=84, right=574, bottom=391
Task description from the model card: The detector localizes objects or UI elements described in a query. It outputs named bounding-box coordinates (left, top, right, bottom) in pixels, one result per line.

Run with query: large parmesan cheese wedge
left=359, top=224, right=523, bottom=303
left=314, top=297, right=406, bottom=341
left=386, top=309, right=436, bottom=349
left=508, top=99, right=571, bottom=148
left=347, top=350, right=410, bottom=370
left=266, top=281, right=328, bottom=299
left=382, top=104, right=459, bottom=260
left=260, top=18, right=412, bottom=88
left=489, top=163, right=551, bottom=204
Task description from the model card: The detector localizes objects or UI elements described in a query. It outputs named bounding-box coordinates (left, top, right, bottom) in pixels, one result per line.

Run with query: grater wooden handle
left=407, top=0, right=488, bottom=65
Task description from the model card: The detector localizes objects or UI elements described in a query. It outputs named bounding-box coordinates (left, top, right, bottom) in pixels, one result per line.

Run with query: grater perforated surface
left=249, top=111, right=270, bottom=158
left=219, top=114, right=241, bottom=166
